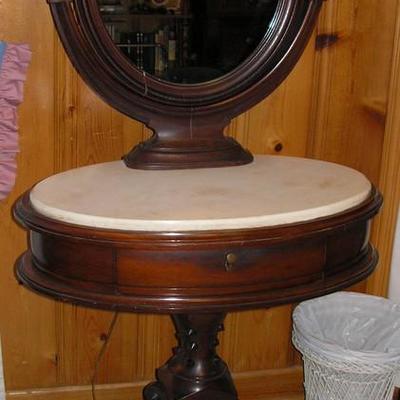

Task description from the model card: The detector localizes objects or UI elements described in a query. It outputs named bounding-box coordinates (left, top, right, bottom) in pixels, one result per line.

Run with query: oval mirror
left=47, top=0, right=323, bottom=169
left=98, top=0, right=280, bottom=84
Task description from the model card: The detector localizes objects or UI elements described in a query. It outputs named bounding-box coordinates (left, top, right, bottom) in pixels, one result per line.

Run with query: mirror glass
left=98, top=0, right=279, bottom=84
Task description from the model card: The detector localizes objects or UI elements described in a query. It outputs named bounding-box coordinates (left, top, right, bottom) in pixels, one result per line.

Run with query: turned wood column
left=144, top=313, right=237, bottom=400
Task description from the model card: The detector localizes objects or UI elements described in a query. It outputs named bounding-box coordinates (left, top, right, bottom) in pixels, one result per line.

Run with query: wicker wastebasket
left=292, top=292, right=400, bottom=400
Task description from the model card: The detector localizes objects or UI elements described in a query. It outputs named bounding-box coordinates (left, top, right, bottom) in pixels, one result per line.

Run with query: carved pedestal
left=144, top=314, right=236, bottom=400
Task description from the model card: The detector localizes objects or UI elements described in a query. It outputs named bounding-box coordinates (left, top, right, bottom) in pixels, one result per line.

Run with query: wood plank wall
left=0, top=1, right=399, bottom=399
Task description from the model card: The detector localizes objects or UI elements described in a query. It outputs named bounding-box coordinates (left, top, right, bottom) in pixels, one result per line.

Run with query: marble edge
left=29, top=185, right=372, bottom=232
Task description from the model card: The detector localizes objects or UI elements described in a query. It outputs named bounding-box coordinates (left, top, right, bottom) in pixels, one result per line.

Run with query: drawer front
left=116, top=240, right=326, bottom=292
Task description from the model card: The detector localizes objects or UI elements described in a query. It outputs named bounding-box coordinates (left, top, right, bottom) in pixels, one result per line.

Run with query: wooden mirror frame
left=47, top=0, right=323, bottom=169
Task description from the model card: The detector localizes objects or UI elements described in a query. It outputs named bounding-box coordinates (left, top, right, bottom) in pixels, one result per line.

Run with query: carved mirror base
left=143, top=313, right=237, bottom=400
left=124, top=136, right=253, bottom=170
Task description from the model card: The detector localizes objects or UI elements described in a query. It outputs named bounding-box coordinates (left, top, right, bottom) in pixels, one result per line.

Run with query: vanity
left=14, top=1, right=382, bottom=399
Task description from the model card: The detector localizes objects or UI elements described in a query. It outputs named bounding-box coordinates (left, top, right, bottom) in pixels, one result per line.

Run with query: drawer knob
left=225, top=253, right=237, bottom=271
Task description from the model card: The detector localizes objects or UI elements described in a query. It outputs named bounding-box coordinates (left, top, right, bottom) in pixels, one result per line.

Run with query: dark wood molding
left=47, top=0, right=323, bottom=169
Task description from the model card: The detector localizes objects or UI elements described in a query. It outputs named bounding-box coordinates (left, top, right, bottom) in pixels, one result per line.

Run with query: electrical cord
left=91, top=311, right=119, bottom=400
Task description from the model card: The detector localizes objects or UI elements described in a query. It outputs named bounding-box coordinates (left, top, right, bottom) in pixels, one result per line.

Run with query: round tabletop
left=30, top=155, right=371, bottom=232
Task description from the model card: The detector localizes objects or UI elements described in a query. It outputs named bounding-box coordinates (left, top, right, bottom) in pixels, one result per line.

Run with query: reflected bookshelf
left=98, top=0, right=278, bottom=83
left=99, top=0, right=191, bottom=81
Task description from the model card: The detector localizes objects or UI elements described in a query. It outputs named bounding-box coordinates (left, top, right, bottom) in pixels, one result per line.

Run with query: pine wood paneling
left=308, top=0, right=397, bottom=183
left=1, top=0, right=399, bottom=398
left=0, top=0, right=58, bottom=390
left=366, top=0, right=400, bottom=296
left=227, top=35, right=316, bottom=157
left=220, top=307, right=294, bottom=373
left=53, top=48, right=145, bottom=174
left=308, top=0, right=400, bottom=298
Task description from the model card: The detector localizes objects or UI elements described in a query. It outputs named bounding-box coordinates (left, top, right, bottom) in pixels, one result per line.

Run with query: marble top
left=30, top=156, right=372, bottom=232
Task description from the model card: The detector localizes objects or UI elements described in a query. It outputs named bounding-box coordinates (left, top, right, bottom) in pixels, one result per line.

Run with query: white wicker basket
left=292, top=292, right=400, bottom=400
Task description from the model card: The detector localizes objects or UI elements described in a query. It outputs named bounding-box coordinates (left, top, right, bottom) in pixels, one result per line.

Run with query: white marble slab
left=30, top=156, right=372, bottom=232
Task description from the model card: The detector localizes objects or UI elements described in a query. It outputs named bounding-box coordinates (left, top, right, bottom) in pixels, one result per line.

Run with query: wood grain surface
left=0, top=0, right=399, bottom=399
left=308, top=0, right=400, bottom=299
left=366, top=0, right=400, bottom=297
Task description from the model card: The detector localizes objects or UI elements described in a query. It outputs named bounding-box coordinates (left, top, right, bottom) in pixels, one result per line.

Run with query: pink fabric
left=0, top=43, right=31, bottom=201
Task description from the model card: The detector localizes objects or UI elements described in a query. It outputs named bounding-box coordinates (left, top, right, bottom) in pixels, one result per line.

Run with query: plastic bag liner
left=293, top=292, right=400, bottom=366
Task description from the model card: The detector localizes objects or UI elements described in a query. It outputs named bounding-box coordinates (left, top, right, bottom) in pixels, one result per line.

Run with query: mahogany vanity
left=14, top=1, right=382, bottom=399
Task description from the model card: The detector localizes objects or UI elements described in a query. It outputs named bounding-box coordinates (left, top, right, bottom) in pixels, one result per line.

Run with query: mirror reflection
left=98, top=0, right=279, bottom=84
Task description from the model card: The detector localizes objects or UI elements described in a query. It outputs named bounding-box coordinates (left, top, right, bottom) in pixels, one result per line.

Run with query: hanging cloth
left=0, top=41, right=31, bottom=201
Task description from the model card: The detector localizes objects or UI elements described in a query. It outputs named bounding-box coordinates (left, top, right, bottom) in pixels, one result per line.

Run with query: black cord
left=91, top=311, right=119, bottom=400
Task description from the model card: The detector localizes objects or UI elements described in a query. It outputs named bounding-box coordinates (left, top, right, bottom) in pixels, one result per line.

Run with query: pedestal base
left=143, top=313, right=237, bottom=400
